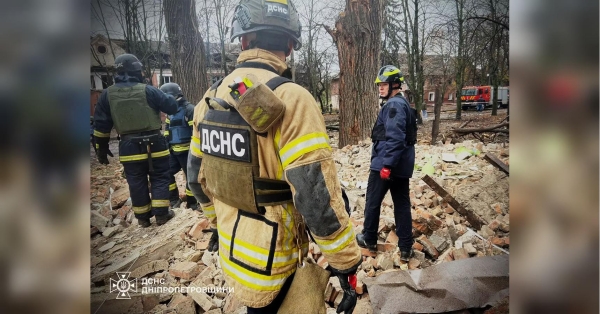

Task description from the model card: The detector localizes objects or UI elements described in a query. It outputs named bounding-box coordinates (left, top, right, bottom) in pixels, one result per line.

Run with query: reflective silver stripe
left=279, top=134, right=330, bottom=168
left=314, top=223, right=355, bottom=253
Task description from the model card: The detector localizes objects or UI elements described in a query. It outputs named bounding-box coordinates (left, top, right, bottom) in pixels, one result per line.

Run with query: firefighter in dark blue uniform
left=356, top=65, right=417, bottom=262
left=160, top=82, right=199, bottom=210
left=93, top=53, right=178, bottom=228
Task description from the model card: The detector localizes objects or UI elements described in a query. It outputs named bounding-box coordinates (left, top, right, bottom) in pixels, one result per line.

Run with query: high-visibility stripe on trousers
left=168, top=149, right=197, bottom=206
left=123, top=156, right=171, bottom=219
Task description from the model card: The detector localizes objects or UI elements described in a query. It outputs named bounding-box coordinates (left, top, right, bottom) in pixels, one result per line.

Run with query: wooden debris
left=484, top=153, right=509, bottom=175
left=453, top=122, right=509, bottom=134
left=421, top=175, right=486, bottom=230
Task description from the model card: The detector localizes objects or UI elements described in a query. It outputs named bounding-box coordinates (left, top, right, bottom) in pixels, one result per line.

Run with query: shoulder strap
left=265, top=76, right=292, bottom=91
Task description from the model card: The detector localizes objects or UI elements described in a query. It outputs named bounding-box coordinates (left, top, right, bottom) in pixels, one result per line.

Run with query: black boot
left=170, top=199, right=182, bottom=209
left=156, top=209, right=175, bottom=226
left=208, top=228, right=219, bottom=252
left=356, top=234, right=377, bottom=253
left=400, top=248, right=414, bottom=262
left=138, top=218, right=151, bottom=228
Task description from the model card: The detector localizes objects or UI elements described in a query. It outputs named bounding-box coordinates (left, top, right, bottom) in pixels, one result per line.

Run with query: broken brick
left=360, top=247, right=376, bottom=258
left=412, top=242, right=424, bottom=252
left=453, top=248, right=469, bottom=260
left=376, top=243, right=396, bottom=253
left=488, top=220, right=501, bottom=232
left=412, top=219, right=431, bottom=235
left=196, top=241, right=209, bottom=251
left=111, top=187, right=130, bottom=209
left=408, top=258, right=421, bottom=270
left=169, top=261, right=200, bottom=280
left=491, top=237, right=509, bottom=248
left=355, top=281, right=364, bottom=295
left=463, top=243, right=477, bottom=256
left=385, top=230, right=399, bottom=244
left=416, top=236, right=439, bottom=259
left=189, top=219, right=210, bottom=240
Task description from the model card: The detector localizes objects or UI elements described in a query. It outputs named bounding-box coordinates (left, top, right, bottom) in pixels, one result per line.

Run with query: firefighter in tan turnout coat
left=186, top=0, right=362, bottom=313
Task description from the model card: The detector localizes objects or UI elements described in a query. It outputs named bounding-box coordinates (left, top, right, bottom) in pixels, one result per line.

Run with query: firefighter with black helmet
left=187, top=1, right=361, bottom=313
left=159, top=82, right=199, bottom=210
left=93, top=53, right=178, bottom=228
left=356, top=65, right=417, bottom=262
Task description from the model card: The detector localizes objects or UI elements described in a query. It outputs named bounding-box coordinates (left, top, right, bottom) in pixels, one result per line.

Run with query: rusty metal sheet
left=363, top=255, right=509, bottom=313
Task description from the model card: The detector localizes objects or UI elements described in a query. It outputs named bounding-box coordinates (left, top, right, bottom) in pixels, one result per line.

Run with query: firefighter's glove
left=97, top=147, right=113, bottom=164
left=208, top=228, right=219, bottom=252
left=380, top=167, right=391, bottom=180
left=335, top=274, right=357, bottom=314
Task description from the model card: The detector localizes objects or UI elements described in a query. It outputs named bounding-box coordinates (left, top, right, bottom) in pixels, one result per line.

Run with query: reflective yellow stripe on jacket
left=203, top=205, right=216, bottom=219
left=119, top=150, right=170, bottom=162
left=313, top=222, right=356, bottom=254
left=279, top=132, right=330, bottom=168
left=169, top=183, right=177, bottom=191
left=218, top=228, right=306, bottom=291
left=190, top=136, right=203, bottom=157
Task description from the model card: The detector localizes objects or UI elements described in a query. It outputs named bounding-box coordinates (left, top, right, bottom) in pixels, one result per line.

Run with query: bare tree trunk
left=163, top=0, right=208, bottom=104
left=326, top=0, right=384, bottom=147
left=431, top=83, right=442, bottom=144
left=454, top=0, right=465, bottom=120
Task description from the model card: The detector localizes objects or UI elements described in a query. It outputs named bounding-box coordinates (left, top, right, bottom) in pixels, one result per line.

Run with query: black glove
left=208, top=228, right=219, bottom=252
left=335, top=274, right=357, bottom=314
left=95, top=137, right=113, bottom=165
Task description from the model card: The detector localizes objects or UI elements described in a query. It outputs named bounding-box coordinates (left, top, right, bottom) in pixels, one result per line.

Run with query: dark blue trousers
left=362, top=170, right=414, bottom=251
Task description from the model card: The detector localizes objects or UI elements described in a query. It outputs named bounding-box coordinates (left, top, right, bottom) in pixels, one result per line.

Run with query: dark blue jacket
left=369, top=95, right=416, bottom=178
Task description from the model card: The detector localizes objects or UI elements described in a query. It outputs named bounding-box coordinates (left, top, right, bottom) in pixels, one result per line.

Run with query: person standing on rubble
left=187, top=1, right=362, bottom=313
left=159, top=82, right=199, bottom=211
left=356, top=65, right=417, bottom=262
left=93, top=53, right=178, bottom=228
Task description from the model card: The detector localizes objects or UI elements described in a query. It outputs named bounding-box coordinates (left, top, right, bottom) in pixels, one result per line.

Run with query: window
left=100, top=74, right=113, bottom=89
left=161, top=75, right=172, bottom=85
left=428, top=92, right=435, bottom=102
left=97, top=45, right=107, bottom=54
left=448, top=93, right=453, bottom=101
left=462, top=89, right=477, bottom=96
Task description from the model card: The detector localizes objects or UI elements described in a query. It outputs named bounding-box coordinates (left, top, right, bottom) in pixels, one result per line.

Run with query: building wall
left=331, top=95, right=339, bottom=111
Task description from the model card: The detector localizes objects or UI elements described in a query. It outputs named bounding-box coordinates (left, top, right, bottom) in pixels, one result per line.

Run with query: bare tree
left=326, top=0, right=384, bottom=147
left=454, top=0, right=466, bottom=120
left=163, top=0, right=208, bottom=104
left=92, top=0, right=167, bottom=83
left=212, top=0, right=236, bottom=76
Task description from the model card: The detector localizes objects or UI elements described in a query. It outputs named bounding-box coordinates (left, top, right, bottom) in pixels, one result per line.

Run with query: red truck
left=460, top=85, right=509, bottom=110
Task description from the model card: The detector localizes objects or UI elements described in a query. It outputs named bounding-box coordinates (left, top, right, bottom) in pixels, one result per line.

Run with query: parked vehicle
left=460, top=86, right=509, bottom=110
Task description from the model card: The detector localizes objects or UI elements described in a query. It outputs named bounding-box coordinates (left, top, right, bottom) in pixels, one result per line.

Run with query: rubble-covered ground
left=91, top=109, right=509, bottom=314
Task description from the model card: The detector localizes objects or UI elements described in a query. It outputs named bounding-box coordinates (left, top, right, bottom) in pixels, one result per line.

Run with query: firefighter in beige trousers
left=186, top=1, right=362, bottom=313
